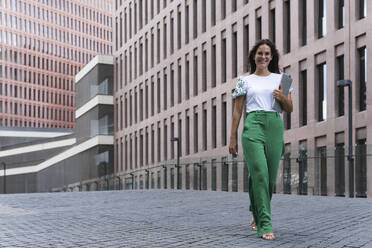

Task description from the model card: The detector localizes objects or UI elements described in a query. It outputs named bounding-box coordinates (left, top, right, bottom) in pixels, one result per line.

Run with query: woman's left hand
left=273, top=84, right=293, bottom=112
left=273, top=84, right=285, bottom=102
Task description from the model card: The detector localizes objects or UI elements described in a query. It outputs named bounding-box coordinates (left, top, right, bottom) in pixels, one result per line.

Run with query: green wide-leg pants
left=241, top=111, right=284, bottom=237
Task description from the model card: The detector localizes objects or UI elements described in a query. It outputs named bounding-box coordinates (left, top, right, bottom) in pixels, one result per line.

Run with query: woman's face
left=254, top=44, right=272, bottom=71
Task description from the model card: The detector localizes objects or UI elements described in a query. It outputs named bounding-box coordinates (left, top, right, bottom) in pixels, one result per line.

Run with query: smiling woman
left=229, top=39, right=293, bottom=241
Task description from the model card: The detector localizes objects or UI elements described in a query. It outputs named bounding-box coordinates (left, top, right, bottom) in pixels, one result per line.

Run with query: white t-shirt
left=232, top=73, right=292, bottom=113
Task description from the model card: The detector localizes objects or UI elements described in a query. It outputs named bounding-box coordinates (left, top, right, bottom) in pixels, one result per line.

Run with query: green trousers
left=241, top=111, right=284, bottom=237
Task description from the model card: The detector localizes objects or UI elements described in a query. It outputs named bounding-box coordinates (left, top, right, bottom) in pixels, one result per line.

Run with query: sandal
left=250, top=219, right=257, bottom=231
left=261, top=232, right=275, bottom=240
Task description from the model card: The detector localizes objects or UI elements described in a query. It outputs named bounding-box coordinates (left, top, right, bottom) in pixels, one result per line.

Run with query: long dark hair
left=248, top=39, right=280, bottom=74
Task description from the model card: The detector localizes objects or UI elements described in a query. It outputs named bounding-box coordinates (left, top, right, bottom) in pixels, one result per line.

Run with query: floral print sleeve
left=232, top=76, right=247, bottom=99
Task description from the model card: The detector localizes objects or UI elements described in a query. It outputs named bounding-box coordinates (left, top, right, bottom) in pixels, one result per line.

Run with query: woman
left=229, top=39, right=293, bottom=240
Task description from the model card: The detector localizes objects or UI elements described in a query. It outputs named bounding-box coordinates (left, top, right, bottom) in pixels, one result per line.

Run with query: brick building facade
left=0, top=0, right=112, bottom=128
left=113, top=0, right=371, bottom=197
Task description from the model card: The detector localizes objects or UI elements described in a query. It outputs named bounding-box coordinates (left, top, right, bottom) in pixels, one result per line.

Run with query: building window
left=177, top=59, right=182, bottom=103
left=120, top=97, right=124, bottom=129
left=337, top=0, right=345, bottom=29
left=139, top=42, right=143, bottom=75
left=170, top=64, right=175, bottom=106
left=177, top=6, right=181, bottom=49
left=202, top=0, right=206, bottom=32
left=221, top=31, right=226, bottom=83
left=157, top=124, right=161, bottom=162
left=157, top=25, right=160, bottom=64
left=145, top=82, right=149, bottom=119
left=335, top=138, right=345, bottom=197
left=299, top=69, right=307, bottom=126
left=202, top=46, right=207, bottom=91
left=139, top=0, right=143, bottom=29
left=170, top=119, right=175, bottom=159
left=150, top=0, right=154, bottom=19
left=115, top=17, right=118, bottom=50
left=151, top=77, right=155, bottom=116
left=185, top=3, right=189, bottom=44
left=211, top=0, right=216, bottom=26
left=163, top=19, right=167, bottom=59
left=212, top=100, right=217, bottom=148
left=185, top=55, right=190, bottom=100
left=256, top=10, right=262, bottom=41
left=129, top=5, right=132, bottom=39
left=192, top=0, right=198, bottom=39
left=336, top=55, right=344, bottom=116
left=232, top=0, right=237, bottom=12
left=283, top=0, right=290, bottom=53
left=119, top=13, right=123, bottom=47
left=317, top=63, right=327, bottom=121
left=135, top=3, right=138, bottom=34
left=202, top=103, right=207, bottom=151
left=221, top=95, right=227, bottom=146
left=129, top=48, right=133, bottom=81
left=129, top=91, right=133, bottom=125
left=284, top=110, right=291, bottom=130
left=211, top=38, right=216, bottom=87
left=355, top=136, right=367, bottom=197
left=317, top=146, right=327, bottom=196
left=193, top=50, right=198, bottom=96
left=358, top=0, right=367, bottom=20
left=193, top=107, right=198, bottom=153
left=124, top=52, right=128, bottom=85
left=221, top=0, right=226, bottom=20
left=243, top=17, right=249, bottom=72
left=163, top=122, right=168, bottom=160
left=232, top=24, right=237, bottom=78
left=299, top=0, right=307, bottom=46
left=269, top=8, right=276, bottom=43
left=358, top=46, right=367, bottom=111
left=317, top=0, right=326, bottom=38
left=282, top=143, right=291, bottom=194
left=170, top=13, right=174, bottom=54
left=157, top=73, right=161, bottom=113
left=177, top=114, right=182, bottom=156
left=185, top=165, right=190, bottom=189
left=151, top=30, right=154, bottom=67
left=151, top=127, right=155, bottom=164
left=186, top=112, right=190, bottom=155
left=163, top=69, right=168, bottom=110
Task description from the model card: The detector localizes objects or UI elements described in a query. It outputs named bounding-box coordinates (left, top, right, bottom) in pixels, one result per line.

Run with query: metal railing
left=51, top=148, right=370, bottom=198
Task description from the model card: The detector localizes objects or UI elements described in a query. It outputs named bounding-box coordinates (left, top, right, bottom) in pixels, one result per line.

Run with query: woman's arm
left=280, top=92, right=293, bottom=112
left=229, top=95, right=245, bottom=156
left=273, top=85, right=293, bottom=113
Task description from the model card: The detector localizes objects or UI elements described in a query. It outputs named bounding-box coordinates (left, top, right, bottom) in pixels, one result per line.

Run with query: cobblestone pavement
left=0, top=190, right=371, bottom=248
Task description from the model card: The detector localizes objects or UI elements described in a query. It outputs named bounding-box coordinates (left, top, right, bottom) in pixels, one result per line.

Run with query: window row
left=0, top=84, right=74, bottom=106
left=116, top=95, right=228, bottom=169
left=0, top=14, right=112, bottom=42
left=0, top=31, right=112, bottom=63
left=2, top=0, right=112, bottom=26
left=115, top=0, right=369, bottom=89
left=0, top=102, right=74, bottom=122
left=0, top=48, right=81, bottom=77
left=284, top=46, right=367, bottom=130
left=116, top=22, right=248, bottom=93
left=115, top=0, right=249, bottom=51
left=0, top=66, right=75, bottom=92
left=0, top=117, right=73, bottom=128
left=290, top=0, right=367, bottom=52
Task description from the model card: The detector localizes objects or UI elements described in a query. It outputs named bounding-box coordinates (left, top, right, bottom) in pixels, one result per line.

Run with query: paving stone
left=0, top=190, right=371, bottom=247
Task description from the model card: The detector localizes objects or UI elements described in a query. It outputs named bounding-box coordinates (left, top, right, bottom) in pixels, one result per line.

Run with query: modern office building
left=113, top=0, right=371, bottom=197
left=0, top=55, right=114, bottom=193
left=0, top=0, right=112, bottom=128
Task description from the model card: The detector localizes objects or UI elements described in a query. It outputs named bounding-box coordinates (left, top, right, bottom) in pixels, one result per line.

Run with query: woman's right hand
left=229, top=137, right=238, bottom=157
